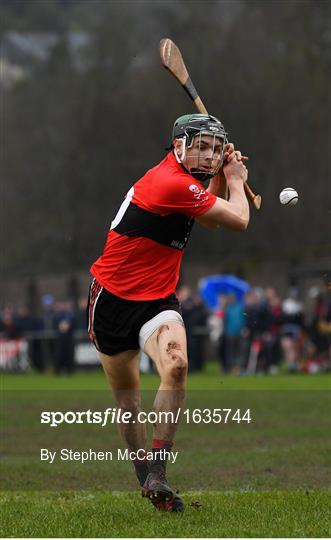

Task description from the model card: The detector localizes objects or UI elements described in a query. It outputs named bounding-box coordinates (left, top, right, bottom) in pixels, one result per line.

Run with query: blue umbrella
left=199, top=274, right=251, bottom=310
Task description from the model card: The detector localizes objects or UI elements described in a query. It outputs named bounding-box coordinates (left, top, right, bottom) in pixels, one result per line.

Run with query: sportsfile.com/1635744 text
left=40, top=408, right=252, bottom=427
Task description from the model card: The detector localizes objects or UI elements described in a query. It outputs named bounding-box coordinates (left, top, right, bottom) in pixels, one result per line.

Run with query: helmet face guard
left=172, top=114, right=228, bottom=181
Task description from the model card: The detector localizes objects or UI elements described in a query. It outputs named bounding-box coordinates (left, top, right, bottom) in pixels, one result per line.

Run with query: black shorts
left=87, top=279, right=181, bottom=356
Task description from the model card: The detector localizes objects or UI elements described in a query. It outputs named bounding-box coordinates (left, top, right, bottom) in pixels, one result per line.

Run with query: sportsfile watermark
left=40, top=407, right=252, bottom=427
left=2, top=390, right=329, bottom=491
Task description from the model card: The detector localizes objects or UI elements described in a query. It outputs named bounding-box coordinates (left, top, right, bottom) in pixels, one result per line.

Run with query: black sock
left=149, top=439, right=173, bottom=478
left=133, top=457, right=149, bottom=486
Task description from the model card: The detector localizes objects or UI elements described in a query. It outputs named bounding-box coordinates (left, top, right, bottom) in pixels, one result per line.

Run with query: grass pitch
left=0, top=490, right=329, bottom=538
left=1, top=365, right=330, bottom=537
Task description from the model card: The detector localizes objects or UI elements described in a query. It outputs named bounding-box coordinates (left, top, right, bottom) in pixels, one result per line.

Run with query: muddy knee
left=165, top=341, right=187, bottom=381
left=169, top=360, right=187, bottom=383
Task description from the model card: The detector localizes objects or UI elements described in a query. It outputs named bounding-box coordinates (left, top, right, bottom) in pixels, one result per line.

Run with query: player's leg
left=144, top=321, right=188, bottom=439
left=100, top=349, right=148, bottom=486
left=87, top=279, right=149, bottom=485
left=141, top=315, right=187, bottom=511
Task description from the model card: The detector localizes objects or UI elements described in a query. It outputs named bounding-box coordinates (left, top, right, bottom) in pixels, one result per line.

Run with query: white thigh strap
left=139, top=310, right=184, bottom=351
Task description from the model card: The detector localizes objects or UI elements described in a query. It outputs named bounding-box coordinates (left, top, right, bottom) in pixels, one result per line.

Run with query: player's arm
left=197, top=156, right=250, bottom=231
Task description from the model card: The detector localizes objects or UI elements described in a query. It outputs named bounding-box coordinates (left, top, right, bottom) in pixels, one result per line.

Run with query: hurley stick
left=159, top=38, right=262, bottom=210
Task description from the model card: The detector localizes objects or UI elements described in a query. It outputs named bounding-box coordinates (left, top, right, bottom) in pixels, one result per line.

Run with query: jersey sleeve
left=148, top=174, right=217, bottom=218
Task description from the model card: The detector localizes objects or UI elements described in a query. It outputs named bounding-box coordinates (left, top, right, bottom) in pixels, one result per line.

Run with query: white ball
left=279, top=187, right=299, bottom=207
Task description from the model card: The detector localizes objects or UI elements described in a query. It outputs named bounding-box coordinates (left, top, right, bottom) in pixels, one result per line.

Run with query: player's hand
left=223, top=143, right=249, bottom=163
left=223, top=154, right=248, bottom=184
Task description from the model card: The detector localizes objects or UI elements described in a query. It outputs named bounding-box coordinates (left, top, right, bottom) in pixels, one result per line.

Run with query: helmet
left=171, top=113, right=228, bottom=181
left=172, top=113, right=227, bottom=145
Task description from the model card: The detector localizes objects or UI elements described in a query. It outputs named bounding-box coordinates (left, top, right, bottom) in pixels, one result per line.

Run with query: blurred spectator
left=177, top=285, right=193, bottom=316
left=222, top=294, right=244, bottom=373
left=75, top=297, right=88, bottom=332
left=16, top=306, right=33, bottom=335
left=17, top=305, right=44, bottom=372
left=242, top=289, right=268, bottom=373
left=300, top=334, right=321, bottom=374
left=188, top=295, right=208, bottom=372
left=212, top=294, right=226, bottom=372
left=280, top=288, right=304, bottom=372
left=0, top=304, right=19, bottom=338
left=260, top=288, right=283, bottom=373
left=208, top=293, right=226, bottom=344
left=311, top=284, right=331, bottom=361
left=177, top=286, right=208, bottom=372
left=54, top=301, right=76, bottom=374
left=41, top=294, right=57, bottom=372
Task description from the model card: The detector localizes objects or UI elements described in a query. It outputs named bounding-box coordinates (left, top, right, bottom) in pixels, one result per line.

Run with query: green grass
left=1, top=365, right=330, bottom=537
left=0, top=490, right=329, bottom=537
left=2, top=361, right=330, bottom=390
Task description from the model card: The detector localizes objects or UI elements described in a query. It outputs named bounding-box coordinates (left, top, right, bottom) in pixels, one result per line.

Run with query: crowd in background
left=0, top=295, right=87, bottom=374
left=178, top=283, right=330, bottom=374
left=0, top=283, right=330, bottom=375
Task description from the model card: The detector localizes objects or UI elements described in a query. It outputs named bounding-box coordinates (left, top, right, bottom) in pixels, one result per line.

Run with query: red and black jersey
left=90, top=152, right=217, bottom=300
